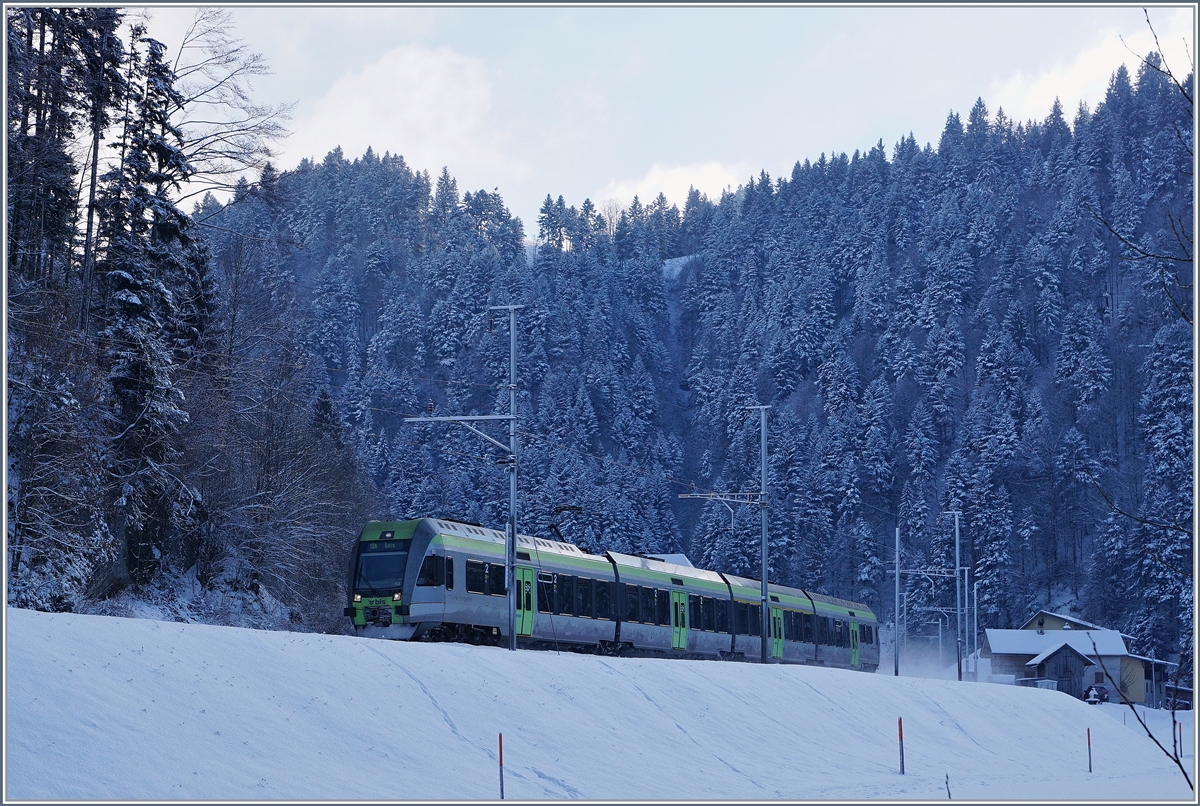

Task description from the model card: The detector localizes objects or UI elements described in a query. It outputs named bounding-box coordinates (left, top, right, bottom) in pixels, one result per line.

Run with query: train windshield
left=354, top=542, right=410, bottom=593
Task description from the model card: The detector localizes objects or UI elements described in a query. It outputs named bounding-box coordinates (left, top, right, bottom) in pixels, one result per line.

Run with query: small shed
left=1024, top=643, right=1095, bottom=699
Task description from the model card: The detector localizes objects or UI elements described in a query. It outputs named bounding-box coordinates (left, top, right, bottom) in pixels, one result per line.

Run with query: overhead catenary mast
left=680, top=404, right=771, bottom=664
left=406, top=305, right=524, bottom=651
left=748, top=405, right=770, bottom=665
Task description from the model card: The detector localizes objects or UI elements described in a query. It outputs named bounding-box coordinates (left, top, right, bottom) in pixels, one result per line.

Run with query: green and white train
left=345, top=518, right=879, bottom=671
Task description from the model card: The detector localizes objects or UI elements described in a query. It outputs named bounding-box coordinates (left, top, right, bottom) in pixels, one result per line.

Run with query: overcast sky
left=144, top=5, right=1195, bottom=238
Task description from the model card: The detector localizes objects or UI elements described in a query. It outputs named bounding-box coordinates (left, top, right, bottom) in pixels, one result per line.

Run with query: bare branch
left=1089, top=634, right=1193, bottom=790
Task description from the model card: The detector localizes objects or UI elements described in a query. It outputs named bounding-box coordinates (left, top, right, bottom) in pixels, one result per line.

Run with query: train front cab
left=347, top=520, right=419, bottom=639
left=346, top=518, right=465, bottom=640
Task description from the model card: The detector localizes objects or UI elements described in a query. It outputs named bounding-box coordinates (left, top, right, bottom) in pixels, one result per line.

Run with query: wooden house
left=1013, top=611, right=1176, bottom=705
left=982, top=627, right=1143, bottom=702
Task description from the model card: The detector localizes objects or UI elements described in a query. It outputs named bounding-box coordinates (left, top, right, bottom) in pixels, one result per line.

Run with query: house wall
left=1024, top=615, right=1079, bottom=631
left=1081, top=656, right=1145, bottom=703
left=989, top=654, right=1035, bottom=679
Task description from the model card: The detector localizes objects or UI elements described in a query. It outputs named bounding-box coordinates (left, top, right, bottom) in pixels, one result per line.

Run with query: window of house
left=1095, top=672, right=1105, bottom=684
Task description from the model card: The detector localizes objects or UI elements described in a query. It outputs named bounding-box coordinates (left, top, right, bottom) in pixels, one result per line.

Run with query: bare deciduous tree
left=169, top=8, right=293, bottom=202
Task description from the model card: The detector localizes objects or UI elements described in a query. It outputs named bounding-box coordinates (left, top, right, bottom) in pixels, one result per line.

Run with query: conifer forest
left=6, top=9, right=1194, bottom=667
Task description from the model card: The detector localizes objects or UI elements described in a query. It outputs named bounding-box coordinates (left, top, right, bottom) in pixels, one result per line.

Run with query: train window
left=537, top=573, right=553, bottom=613
left=702, top=597, right=715, bottom=632
left=801, top=612, right=815, bottom=644
left=487, top=563, right=507, bottom=596
left=641, top=587, right=656, bottom=624
left=689, top=595, right=701, bottom=629
left=716, top=599, right=729, bottom=633
left=749, top=605, right=761, bottom=636
left=833, top=619, right=844, bottom=647
left=466, top=560, right=486, bottom=594
left=577, top=577, right=593, bottom=618
left=596, top=581, right=613, bottom=620
left=656, top=590, right=670, bottom=625
left=417, top=555, right=443, bottom=586
left=556, top=575, right=576, bottom=616
left=445, top=557, right=454, bottom=591
left=737, top=603, right=749, bottom=635
left=625, top=584, right=640, bottom=622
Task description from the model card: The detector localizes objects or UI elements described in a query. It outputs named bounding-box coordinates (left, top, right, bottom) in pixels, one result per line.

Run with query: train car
left=345, top=517, right=879, bottom=671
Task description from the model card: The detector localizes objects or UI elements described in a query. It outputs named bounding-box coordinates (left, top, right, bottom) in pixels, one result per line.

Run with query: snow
left=5, top=607, right=1195, bottom=801
left=985, top=627, right=1129, bottom=657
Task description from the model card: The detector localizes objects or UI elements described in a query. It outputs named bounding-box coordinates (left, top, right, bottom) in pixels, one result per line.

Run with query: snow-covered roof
left=986, top=628, right=1128, bottom=657
left=1018, top=610, right=1107, bottom=631
left=1025, top=642, right=1097, bottom=667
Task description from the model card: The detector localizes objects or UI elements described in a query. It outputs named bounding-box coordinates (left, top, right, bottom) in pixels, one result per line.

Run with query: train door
left=770, top=607, right=784, bottom=659
left=850, top=621, right=860, bottom=667
left=515, top=567, right=535, bottom=636
left=671, top=590, right=688, bottom=649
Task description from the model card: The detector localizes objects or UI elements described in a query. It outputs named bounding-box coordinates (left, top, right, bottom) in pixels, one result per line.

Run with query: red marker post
left=499, top=733, right=505, bottom=799
left=1087, top=728, right=1092, bottom=773
left=898, top=717, right=905, bottom=775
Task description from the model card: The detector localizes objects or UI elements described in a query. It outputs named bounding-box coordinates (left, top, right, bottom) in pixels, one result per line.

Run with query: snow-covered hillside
left=5, top=608, right=1193, bottom=801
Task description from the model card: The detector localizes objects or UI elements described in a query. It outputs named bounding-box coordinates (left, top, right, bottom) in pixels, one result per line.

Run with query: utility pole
left=679, top=404, right=770, bottom=664
left=973, top=578, right=979, bottom=676
left=748, top=405, right=770, bottom=664
left=406, top=305, right=523, bottom=651
left=945, top=510, right=963, bottom=682
left=894, top=526, right=900, bottom=676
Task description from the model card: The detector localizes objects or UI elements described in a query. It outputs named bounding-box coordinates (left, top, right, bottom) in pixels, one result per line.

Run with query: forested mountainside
left=6, top=9, right=1193, bottom=660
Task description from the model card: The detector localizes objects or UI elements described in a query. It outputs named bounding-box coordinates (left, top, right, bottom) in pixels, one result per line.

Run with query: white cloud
left=281, top=44, right=518, bottom=178
left=987, top=8, right=1194, bottom=124
left=597, top=160, right=756, bottom=212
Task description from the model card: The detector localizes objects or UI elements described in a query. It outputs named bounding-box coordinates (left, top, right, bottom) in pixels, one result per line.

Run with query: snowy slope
left=5, top=607, right=1194, bottom=801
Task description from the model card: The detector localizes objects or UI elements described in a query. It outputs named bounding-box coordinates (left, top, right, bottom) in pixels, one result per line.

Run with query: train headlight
left=392, top=592, right=402, bottom=601
left=353, top=594, right=362, bottom=603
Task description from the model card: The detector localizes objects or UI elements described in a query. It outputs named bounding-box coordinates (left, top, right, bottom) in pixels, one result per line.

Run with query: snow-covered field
left=5, top=607, right=1194, bottom=801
